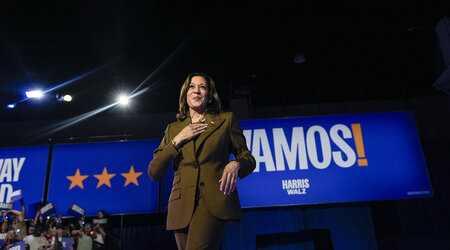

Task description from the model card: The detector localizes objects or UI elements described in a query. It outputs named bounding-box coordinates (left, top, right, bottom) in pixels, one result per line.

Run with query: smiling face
left=7, top=231, right=15, bottom=240
left=186, top=76, right=209, bottom=114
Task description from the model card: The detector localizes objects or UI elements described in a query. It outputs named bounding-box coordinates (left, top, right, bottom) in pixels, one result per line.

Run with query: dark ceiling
left=0, top=1, right=449, bottom=122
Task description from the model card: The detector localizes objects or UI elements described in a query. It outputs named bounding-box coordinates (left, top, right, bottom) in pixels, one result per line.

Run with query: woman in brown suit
left=148, top=73, right=256, bottom=249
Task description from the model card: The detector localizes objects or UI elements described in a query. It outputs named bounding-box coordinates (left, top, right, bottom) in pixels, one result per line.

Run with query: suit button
left=200, top=182, right=205, bottom=187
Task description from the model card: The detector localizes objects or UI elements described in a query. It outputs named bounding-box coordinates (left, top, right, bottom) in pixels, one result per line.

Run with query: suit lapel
left=195, top=113, right=225, bottom=155
left=173, top=118, right=196, bottom=162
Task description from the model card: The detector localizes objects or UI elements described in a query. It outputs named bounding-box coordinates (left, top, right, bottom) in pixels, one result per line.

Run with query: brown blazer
left=148, top=112, right=256, bottom=230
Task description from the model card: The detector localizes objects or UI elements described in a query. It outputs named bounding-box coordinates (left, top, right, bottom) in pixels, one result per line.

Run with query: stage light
left=56, top=94, right=72, bottom=102
left=118, top=95, right=129, bottom=106
left=26, top=90, right=43, bottom=98
left=7, top=104, right=15, bottom=109
left=63, top=95, right=72, bottom=102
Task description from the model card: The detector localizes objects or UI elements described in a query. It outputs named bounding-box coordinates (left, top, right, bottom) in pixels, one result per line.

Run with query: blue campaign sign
left=0, top=145, right=48, bottom=218
left=61, top=237, right=74, bottom=250
left=67, top=203, right=85, bottom=219
left=237, top=111, right=433, bottom=207
left=47, top=139, right=160, bottom=216
left=7, top=240, right=25, bottom=249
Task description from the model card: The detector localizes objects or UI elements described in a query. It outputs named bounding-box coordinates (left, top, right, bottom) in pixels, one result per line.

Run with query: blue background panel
left=237, top=111, right=432, bottom=208
left=0, top=145, right=49, bottom=218
left=48, top=139, right=159, bottom=216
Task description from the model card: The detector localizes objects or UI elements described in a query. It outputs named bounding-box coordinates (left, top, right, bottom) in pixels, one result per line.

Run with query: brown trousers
left=174, top=194, right=228, bottom=250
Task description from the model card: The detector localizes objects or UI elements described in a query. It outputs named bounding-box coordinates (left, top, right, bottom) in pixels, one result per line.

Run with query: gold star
left=94, top=167, right=116, bottom=188
left=66, top=169, right=89, bottom=190
left=121, top=166, right=143, bottom=187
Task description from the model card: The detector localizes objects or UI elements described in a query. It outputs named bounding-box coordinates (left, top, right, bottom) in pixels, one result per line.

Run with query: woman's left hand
left=219, top=161, right=240, bottom=195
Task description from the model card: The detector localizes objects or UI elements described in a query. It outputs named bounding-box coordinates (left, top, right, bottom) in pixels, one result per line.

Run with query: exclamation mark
left=351, top=123, right=368, bottom=166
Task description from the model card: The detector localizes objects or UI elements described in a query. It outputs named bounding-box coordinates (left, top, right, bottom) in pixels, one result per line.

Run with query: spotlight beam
left=131, top=37, right=192, bottom=95
left=23, top=38, right=189, bottom=137
left=12, top=60, right=116, bottom=106
left=44, top=62, right=114, bottom=94
left=31, top=86, right=149, bottom=139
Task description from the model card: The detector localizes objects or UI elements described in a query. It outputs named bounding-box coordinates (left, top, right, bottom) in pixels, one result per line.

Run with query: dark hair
left=34, top=226, right=43, bottom=237
left=176, top=73, right=221, bottom=121
left=98, top=210, right=108, bottom=218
